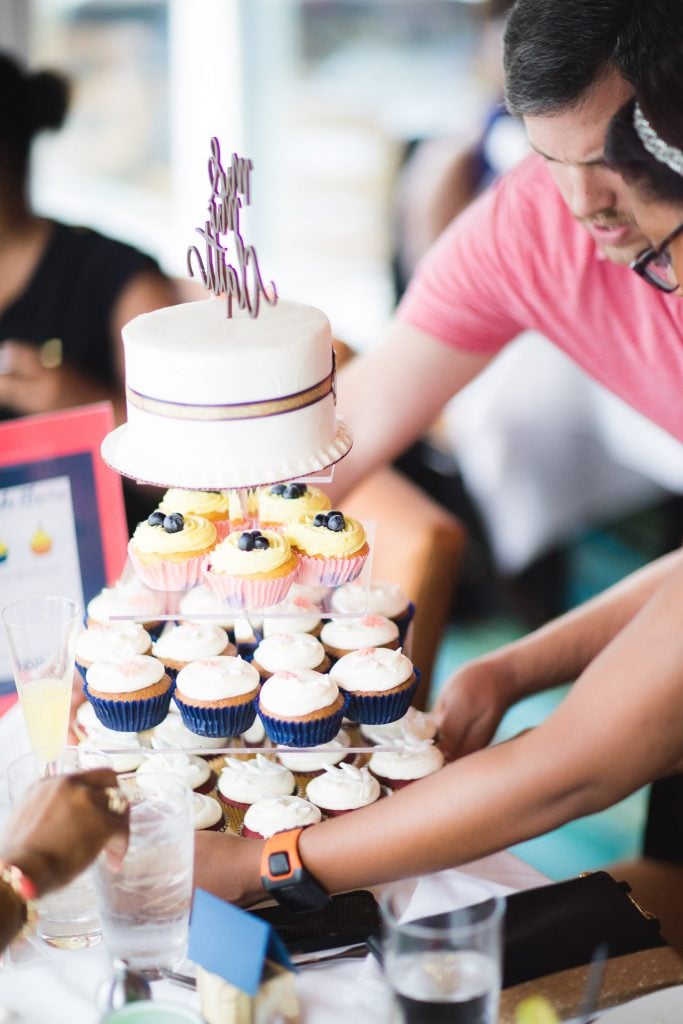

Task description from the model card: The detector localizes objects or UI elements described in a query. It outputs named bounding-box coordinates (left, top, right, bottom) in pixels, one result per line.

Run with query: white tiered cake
left=101, top=296, right=352, bottom=490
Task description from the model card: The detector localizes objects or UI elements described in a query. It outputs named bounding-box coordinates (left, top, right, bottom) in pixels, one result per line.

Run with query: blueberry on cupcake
left=203, top=529, right=298, bottom=609
left=128, top=512, right=217, bottom=592
left=257, top=482, right=331, bottom=530
left=285, top=510, right=369, bottom=587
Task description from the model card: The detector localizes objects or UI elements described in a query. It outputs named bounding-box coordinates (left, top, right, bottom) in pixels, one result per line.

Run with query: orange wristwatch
left=259, top=827, right=329, bottom=913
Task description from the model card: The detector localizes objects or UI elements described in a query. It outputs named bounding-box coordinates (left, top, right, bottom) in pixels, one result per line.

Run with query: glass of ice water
left=381, top=892, right=505, bottom=1024
left=93, top=777, right=193, bottom=974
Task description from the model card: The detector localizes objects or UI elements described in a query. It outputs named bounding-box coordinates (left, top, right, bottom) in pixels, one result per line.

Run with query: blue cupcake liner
left=75, top=661, right=88, bottom=684
left=173, top=694, right=258, bottom=738
left=258, top=694, right=348, bottom=748
left=343, top=669, right=421, bottom=725
left=83, top=681, right=173, bottom=732
left=395, top=602, right=416, bottom=647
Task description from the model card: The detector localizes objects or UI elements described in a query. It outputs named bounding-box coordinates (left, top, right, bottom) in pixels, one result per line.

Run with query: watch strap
left=260, top=827, right=330, bottom=913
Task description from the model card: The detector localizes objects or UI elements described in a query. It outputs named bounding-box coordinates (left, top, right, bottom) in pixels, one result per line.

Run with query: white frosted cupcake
left=84, top=656, right=173, bottom=732
left=217, top=753, right=296, bottom=810
left=203, top=529, right=298, bottom=609
left=191, top=792, right=224, bottom=832
left=276, top=730, right=351, bottom=778
left=320, top=615, right=400, bottom=660
left=242, top=794, right=322, bottom=839
left=329, top=646, right=419, bottom=725
left=151, top=713, right=229, bottom=755
left=87, top=578, right=166, bottom=638
left=240, top=716, right=266, bottom=747
left=305, top=763, right=381, bottom=816
left=173, top=656, right=260, bottom=738
left=368, top=736, right=445, bottom=790
left=75, top=622, right=152, bottom=678
left=289, top=582, right=331, bottom=606
left=178, top=584, right=241, bottom=631
left=258, top=668, right=346, bottom=747
left=330, top=580, right=415, bottom=645
left=361, top=707, right=437, bottom=745
left=77, top=715, right=148, bottom=773
left=152, top=622, right=235, bottom=680
left=135, top=752, right=216, bottom=794
left=252, top=632, right=330, bottom=680
left=261, top=595, right=322, bottom=637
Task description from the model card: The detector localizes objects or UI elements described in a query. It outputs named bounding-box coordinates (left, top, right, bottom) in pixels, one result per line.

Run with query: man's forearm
left=486, top=547, right=683, bottom=703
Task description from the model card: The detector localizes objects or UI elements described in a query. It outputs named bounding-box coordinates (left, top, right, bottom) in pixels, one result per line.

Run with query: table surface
left=0, top=703, right=552, bottom=1024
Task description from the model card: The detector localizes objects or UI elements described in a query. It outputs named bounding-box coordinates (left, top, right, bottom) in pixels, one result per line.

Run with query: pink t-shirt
left=398, top=153, right=683, bottom=442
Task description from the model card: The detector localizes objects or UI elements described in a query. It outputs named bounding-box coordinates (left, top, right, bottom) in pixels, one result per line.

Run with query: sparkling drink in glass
left=94, top=778, right=193, bottom=973
left=382, top=894, right=505, bottom=1024
left=1, top=595, right=80, bottom=767
left=7, top=747, right=111, bottom=949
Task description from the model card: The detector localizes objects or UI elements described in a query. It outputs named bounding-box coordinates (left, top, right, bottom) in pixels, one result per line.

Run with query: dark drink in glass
left=389, top=950, right=497, bottom=1024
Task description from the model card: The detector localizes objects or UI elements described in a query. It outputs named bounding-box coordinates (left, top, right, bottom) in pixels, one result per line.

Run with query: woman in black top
left=0, top=52, right=176, bottom=425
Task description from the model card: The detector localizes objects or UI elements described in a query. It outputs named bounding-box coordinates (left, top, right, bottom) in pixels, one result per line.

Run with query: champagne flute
left=1, top=595, right=80, bottom=771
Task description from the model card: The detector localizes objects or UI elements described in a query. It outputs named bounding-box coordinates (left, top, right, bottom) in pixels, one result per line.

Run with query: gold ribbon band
left=126, top=369, right=335, bottom=422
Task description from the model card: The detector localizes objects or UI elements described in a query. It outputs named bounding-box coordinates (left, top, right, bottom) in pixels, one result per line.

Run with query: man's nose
left=567, top=166, right=616, bottom=219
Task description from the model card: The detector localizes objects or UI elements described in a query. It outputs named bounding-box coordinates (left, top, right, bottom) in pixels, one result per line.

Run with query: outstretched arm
left=196, top=551, right=683, bottom=903
left=328, top=320, right=492, bottom=501
left=434, top=547, right=683, bottom=759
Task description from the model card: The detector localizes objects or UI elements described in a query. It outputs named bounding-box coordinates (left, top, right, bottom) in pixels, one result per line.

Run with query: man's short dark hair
left=504, top=0, right=683, bottom=117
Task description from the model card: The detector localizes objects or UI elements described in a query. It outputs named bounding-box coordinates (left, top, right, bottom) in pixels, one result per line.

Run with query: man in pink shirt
left=192, top=0, right=683, bottom=954
left=331, top=0, right=683, bottom=908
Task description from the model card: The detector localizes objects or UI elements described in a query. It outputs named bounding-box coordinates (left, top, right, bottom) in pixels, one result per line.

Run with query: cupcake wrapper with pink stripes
left=83, top=682, right=173, bottom=732
left=128, top=545, right=206, bottom=592
left=342, top=670, right=420, bottom=725
left=258, top=697, right=348, bottom=748
left=294, top=550, right=368, bottom=588
left=172, top=694, right=258, bottom=738
left=202, top=559, right=296, bottom=609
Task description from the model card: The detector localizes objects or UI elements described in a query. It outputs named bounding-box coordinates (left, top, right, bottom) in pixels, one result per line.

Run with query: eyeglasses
left=631, top=221, right=683, bottom=293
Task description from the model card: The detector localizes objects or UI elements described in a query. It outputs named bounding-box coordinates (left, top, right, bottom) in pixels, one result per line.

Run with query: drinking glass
left=7, top=746, right=111, bottom=949
left=1, top=595, right=80, bottom=769
left=93, top=777, right=193, bottom=974
left=382, top=892, right=505, bottom=1024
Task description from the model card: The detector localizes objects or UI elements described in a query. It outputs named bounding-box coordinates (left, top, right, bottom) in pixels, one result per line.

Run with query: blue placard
left=189, top=889, right=294, bottom=997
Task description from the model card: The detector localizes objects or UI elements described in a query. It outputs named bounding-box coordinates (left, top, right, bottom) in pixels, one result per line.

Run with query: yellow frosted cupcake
left=257, top=482, right=331, bottom=529
left=203, top=528, right=298, bottom=609
left=158, top=488, right=231, bottom=538
left=285, top=510, right=369, bottom=587
left=128, top=512, right=217, bottom=591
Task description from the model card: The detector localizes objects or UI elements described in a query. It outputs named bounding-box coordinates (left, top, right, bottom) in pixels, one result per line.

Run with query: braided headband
left=127, top=368, right=335, bottom=422
left=633, top=102, right=683, bottom=176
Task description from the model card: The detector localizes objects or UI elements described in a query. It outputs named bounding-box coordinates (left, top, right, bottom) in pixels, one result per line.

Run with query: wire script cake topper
left=187, top=138, right=278, bottom=319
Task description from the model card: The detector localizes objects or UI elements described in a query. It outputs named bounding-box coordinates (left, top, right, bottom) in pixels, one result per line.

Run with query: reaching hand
left=0, top=769, right=130, bottom=896
left=432, top=658, right=512, bottom=761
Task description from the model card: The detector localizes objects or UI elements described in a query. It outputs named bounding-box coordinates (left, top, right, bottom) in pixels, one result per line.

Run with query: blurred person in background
left=391, top=0, right=681, bottom=627
left=0, top=52, right=175, bottom=526
left=0, top=768, right=128, bottom=952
